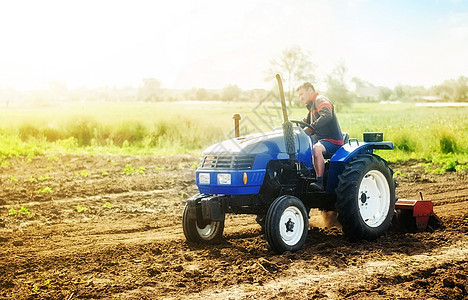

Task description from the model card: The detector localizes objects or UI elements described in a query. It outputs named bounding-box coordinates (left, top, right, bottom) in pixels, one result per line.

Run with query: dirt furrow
left=1, top=155, right=467, bottom=299
left=173, top=237, right=468, bottom=300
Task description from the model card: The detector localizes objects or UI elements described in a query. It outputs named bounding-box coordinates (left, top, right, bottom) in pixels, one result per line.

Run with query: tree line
left=266, top=46, right=468, bottom=107
left=1, top=46, right=466, bottom=107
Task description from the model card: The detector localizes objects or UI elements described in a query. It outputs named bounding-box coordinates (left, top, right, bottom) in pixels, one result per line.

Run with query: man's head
left=296, top=82, right=316, bottom=105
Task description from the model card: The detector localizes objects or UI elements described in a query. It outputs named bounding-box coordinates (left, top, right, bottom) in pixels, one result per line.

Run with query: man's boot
left=310, top=176, right=324, bottom=191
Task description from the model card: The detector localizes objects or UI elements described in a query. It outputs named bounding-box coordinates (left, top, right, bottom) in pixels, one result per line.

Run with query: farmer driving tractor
left=296, top=82, right=344, bottom=191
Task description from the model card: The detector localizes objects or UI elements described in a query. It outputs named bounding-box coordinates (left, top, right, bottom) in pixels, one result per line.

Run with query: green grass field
left=1, top=101, right=467, bottom=172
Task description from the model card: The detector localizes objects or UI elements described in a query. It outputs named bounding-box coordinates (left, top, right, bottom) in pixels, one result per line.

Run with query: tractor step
left=395, top=192, right=442, bottom=231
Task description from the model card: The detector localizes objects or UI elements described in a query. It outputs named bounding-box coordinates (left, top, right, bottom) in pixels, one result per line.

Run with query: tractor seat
left=324, top=132, right=349, bottom=159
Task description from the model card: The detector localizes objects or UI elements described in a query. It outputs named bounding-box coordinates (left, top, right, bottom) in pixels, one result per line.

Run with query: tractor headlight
left=198, top=173, right=210, bottom=184
left=217, top=173, right=231, bottom=185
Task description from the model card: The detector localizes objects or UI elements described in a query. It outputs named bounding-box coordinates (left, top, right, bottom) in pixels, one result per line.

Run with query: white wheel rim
left=196, top=222, right=217, bottom=239
left=358, top=170, right=390, bottom=228
left=279, top=206, right=304, bottom=246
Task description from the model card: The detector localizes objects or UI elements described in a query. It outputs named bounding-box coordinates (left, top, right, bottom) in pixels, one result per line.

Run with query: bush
left=440, top=135, right=458, bottom=154
left=111, top=122, right=147, bottom=146
left=0, top=135, right=46, bottom=158
left=18, top=124, right=40, bottom=141
left=66, top=118, right=98, bottom=146
left=394, top=134, right=416, bottom=153
left=42, top=127, right=63, bottom=142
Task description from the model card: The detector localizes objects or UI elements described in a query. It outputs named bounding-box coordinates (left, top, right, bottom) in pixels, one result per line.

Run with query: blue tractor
left=183, top=75, right=396, bottom=253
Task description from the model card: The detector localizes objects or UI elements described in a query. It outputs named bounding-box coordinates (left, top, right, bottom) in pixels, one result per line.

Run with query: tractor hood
left=203, top=127, right=292, bottom=155
left=202, top=127, right=313, bottom=169
left=197, top=127, right=313, bottom=195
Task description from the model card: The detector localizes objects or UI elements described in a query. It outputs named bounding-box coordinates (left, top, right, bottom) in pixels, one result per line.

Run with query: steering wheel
left=290, top=119, right=314, bottom=131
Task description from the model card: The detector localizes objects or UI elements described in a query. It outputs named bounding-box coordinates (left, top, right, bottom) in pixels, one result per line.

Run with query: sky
left=0, top=0, right=467, bottom=91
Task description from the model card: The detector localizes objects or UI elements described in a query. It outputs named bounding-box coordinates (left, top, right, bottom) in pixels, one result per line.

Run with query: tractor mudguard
left=330, top=141, right=394, bottom=163
left=326, top=141, right=394, bottom=193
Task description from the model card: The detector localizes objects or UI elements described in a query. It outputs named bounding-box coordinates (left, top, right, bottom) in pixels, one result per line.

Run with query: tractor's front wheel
left=335, top=154, right=396, bottom=241
left=265, top=195, right=308, bottom=253
left=182, top=203, right=224, bottom=244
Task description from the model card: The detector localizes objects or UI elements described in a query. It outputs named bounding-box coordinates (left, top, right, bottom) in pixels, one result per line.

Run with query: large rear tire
left=335, top=154, right=395, bottom=241
left=182, top=203, right=224, bottom=244
left=265, top=195, right=308, bottom=253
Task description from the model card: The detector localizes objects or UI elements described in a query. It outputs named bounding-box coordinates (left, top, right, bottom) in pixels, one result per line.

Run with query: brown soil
left=0, top=155, right=467, bottom=300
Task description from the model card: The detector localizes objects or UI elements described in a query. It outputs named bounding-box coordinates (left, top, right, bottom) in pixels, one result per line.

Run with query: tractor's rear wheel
left=335, top=154, right=395, bottom=241
left=182, top=203, right=224, bottom=244
left=265, top=195, right=308, bottom=253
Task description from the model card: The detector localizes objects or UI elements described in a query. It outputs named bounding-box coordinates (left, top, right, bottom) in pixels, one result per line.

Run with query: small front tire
left=265, top=195, right=308, bottom=253
left=182, top=203, right=224, bottom=244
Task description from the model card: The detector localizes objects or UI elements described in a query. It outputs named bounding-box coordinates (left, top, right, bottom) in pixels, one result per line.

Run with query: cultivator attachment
left=394, top=192, right=442, bottom=231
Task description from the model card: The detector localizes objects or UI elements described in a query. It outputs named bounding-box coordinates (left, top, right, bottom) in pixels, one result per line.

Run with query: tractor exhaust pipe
left=276, top=74, right=296, bottom=160
left=232, top=113, right=241, bottom=138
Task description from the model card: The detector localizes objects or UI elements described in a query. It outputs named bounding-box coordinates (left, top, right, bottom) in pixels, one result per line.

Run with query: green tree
left=138, top=78, right=162, bottom=102
left=455, top=76, right=468, bottom=101
left=394, top=84, right=428, bottom=101
left=221, top=85, right=242, bottom=101
left=432, top=79, right=456, bottom=101
left=325, top=61, right=352, bottom=109
left=379, top=87, right=393, bottom=101
left=196, top=88, right=208, bottom=100
left=393, top=84, right=406, bottom=99
left=266, top=46, right=316, bottom=106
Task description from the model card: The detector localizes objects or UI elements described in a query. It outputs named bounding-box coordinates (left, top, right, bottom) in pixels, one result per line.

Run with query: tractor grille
left=199, top=155, right=254, bottom=170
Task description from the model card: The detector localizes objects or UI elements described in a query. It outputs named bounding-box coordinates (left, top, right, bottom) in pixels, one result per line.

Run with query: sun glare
left=0, top=0, right=467, bottom=92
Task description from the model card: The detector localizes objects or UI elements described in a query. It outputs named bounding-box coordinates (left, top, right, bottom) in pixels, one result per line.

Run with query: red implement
left=395, top=192, right=442, bottom=230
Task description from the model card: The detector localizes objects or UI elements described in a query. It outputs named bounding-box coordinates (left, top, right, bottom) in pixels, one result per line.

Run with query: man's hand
left=305, top=127, right=314, bottom=135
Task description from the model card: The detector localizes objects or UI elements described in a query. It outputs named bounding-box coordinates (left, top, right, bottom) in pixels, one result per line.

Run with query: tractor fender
left=325, top=141, right=393, bottom=194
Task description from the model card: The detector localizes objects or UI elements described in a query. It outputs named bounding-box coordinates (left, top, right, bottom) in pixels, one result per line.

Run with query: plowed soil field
left=1, top=155, right=467, bottom=299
